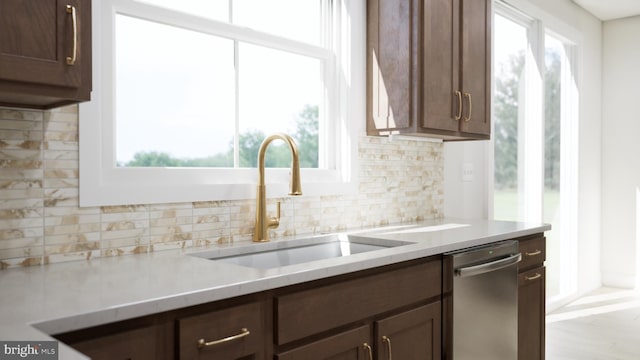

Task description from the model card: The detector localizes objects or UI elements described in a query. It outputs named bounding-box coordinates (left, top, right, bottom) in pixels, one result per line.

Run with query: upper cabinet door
left=367, top=0, right=491, bottom=140
left=0, top=0, right=91, bottom=108
left=459, top=0, right=491, bottom=136
left=367, top=0, right=418, bottom=134
left=422, top=0, right=460, bottom=133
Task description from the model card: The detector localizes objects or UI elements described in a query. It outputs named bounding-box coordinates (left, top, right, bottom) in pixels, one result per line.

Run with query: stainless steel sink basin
left=189, top=234, right=413, bottom=269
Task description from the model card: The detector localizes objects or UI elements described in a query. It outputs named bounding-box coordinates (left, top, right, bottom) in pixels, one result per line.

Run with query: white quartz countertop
left=0, top=218, right=549, bottom=359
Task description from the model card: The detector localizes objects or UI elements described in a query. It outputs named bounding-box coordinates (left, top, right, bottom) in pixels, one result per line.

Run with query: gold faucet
left=254, top=133, right=303, bottom=242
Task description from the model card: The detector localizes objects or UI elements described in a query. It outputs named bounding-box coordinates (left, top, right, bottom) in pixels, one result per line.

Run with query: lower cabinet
left=276, top=300, right=442, bottom=360
left=518, top=235, right=546, bottom=360
left=56, top=299, right=266, bottom=360
left=276, top=301, right=442, bottom=360
left=518, top=266, right=546, bottom=360
left=276, top=325, right=372, bottom=360
left=56, top=257, right=442, bottom=360
left=274, top=257, right=442, bottom=360
left=375, top=302, right=442, bottom=360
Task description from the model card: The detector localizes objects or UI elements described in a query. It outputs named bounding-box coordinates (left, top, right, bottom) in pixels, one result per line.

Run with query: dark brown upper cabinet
left=0, top=0, right=92, bottom=109
left=367, top=0, right=491, bottom=140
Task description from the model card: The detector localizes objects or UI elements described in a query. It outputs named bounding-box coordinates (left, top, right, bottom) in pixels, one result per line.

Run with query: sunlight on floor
left=546, top=287, right=640, bottom=359
left=547, top=288, right=640, bottom=323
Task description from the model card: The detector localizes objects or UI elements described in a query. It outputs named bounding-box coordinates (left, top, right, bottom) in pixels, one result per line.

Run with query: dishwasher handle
left=455, top=253, right=522, bottom=277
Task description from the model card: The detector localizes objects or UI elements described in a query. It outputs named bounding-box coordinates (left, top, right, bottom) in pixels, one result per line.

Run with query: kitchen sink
left=189, top=234, right=413, bottom=269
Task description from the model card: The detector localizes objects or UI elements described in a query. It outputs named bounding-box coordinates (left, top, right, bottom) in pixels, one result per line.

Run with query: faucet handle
left=268, top=201, right=281, bottom=229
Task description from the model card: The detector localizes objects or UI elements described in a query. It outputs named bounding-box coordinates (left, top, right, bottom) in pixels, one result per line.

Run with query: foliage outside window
left=493, top=49, right=561, bottom=192
left=122, top=105, right=319, bottom=168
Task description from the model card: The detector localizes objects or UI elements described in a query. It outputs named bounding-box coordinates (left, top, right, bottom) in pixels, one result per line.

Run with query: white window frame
left=80, top=0, right=364, bottom=207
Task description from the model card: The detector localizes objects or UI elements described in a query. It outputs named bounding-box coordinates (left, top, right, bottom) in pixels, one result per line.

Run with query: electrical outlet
left=462, top=163, right=474, bottom=182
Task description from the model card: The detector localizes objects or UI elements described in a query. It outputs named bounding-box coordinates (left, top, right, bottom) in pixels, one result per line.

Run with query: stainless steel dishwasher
left=446, top=240, right=521, bottom=360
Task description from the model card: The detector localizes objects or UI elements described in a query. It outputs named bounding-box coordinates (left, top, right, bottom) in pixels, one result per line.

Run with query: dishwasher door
left=447, top=240, right=521, bottom=360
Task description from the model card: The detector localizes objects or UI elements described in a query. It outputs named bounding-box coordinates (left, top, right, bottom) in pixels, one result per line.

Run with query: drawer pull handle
left=363, top=343, right=373, bottom=360
left=525, top=250, right=542, bottom=257
left=382, top=336, right=393, bottom=360
left=197, top=328, right=250, bottom=349
left=526, top=273, right=542, bottom=281
left=66, top=5, right=78, bottom=65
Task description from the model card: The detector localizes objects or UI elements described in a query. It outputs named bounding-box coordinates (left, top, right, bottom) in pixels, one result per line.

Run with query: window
left=80, top=0, right=364, bottom=206
left=492, top=2, right=579, bottom=304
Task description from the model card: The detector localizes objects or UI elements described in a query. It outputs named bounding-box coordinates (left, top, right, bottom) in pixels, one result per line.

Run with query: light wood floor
left=546, top=288, right=640, bottom=360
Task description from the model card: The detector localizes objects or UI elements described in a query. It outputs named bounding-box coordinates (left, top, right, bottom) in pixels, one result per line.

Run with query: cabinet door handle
left=382, top=336, right=393, bottom=360
left=525, top=250, right=542, bottom=257
left=197, top=328, right=250, bottom=349
left=363, top=343, right=373, bottom=360
left=454, top=91, right=463, bottom=120
left=526, top=273, right=542, bottom=281
left=463, top=92, right=472, bottom=122
left=66, top=5, right=78, bottom=65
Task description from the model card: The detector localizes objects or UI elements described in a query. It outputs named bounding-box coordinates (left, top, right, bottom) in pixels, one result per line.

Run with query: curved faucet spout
left=257, top=133, right=302, bottom=195
left=254, top=133, right=303, bottom=242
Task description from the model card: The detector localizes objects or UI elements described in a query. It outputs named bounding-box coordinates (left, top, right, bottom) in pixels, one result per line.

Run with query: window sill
left=79, top=167, right=358, bottom=207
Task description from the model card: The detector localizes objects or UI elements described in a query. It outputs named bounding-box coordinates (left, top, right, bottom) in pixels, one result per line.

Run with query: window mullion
left=234, top=39, right=240, bottom=168
left=320, top=0, right=332, bottom=170
left=520, top=19, right=545, bottom=223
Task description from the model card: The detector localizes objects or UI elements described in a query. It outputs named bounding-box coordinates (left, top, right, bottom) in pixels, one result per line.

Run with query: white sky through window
left=115, top=1, right=323, bottom=164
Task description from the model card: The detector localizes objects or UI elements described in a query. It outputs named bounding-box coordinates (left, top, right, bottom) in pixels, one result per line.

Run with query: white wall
left=444, top=141, right=488, bottom=220
left=601, top=16, right=640, bottom=288
left=445, top=0, right=603, bottom=300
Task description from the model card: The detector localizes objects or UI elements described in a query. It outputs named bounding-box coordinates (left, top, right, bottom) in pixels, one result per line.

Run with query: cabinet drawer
left=71, top=324, right=171, bottom=360
left=276, top=258, right=442, bottom=345
left=177, top=301, right=265, bottom=360
left=519, top=235, right=546, bottom=271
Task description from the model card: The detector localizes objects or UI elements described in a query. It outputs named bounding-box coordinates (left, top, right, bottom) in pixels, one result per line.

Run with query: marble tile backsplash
left=0, top=105, right=444, bottom=269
